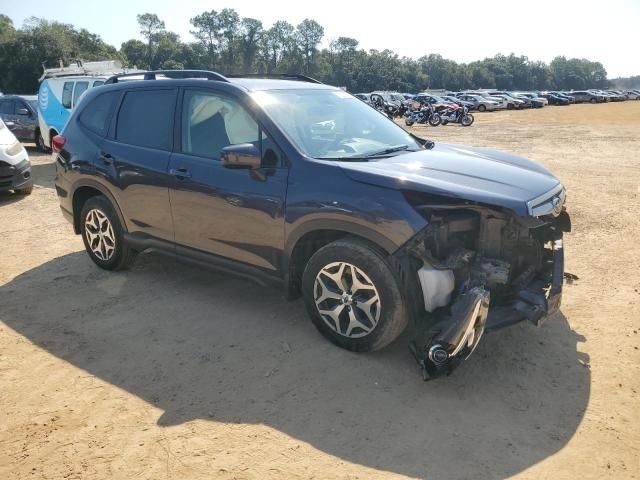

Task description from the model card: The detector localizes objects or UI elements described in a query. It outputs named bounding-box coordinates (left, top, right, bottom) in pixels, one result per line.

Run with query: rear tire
left=35, top=130, right=48, bottom=152
left=428, top=114, right=441, bottom=126
left=301, top=238, right=408, bottom=352
left=80, top=195, right=137, bottom=271
left=478, top=104, right=486, bottom=112
left=461, top=113, right=474, bottom=126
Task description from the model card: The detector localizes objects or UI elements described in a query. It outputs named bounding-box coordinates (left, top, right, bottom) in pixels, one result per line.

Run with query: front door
left=168, top=89, right=288, bottom=272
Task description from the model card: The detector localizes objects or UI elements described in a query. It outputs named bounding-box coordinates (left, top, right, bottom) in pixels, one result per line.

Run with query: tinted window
left=0, top=99, right=15, bottom=114
left=62, top=82, right=74, bottom=109
left=181, top=90, right=258, bottom=159
left=116, top=89, right=176, bottom=150
left=73, top=81, right=89, bottom=107
left=79, top=91, right=119, bottom=136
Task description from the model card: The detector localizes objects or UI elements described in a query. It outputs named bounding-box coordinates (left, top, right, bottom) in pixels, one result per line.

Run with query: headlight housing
left=6, top=141, right=24, bottom=157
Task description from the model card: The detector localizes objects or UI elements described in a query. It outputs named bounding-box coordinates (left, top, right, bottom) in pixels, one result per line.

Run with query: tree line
left=0, top=11, right=618, bottom=95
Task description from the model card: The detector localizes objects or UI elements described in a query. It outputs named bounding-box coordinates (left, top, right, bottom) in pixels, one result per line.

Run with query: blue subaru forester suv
left=53, top=71, right=570, bottom=379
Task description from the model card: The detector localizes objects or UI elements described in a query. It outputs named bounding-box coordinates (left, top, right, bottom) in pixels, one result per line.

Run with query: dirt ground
left=1, top=102, right=639, bottom=480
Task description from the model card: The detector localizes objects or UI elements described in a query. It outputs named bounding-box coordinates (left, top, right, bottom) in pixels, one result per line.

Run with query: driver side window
left=181, top=90, right=259, bottom=160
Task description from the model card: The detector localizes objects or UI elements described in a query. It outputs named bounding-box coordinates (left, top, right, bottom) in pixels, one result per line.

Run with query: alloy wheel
left=313, top=261, right=381, bottom=338
left=84, top=209, right=116, bottom=261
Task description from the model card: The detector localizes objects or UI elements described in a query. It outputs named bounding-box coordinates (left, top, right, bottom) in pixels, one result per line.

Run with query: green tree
left=296, top=19, right=323, bottom=74
left=136, top=13, right=165, bottom=67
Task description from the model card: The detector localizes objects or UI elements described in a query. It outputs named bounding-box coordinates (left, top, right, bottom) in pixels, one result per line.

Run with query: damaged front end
left=394, top=189, right=571, bottom=380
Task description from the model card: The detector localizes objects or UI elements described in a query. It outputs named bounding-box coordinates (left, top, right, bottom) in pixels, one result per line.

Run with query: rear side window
left=78, top=91, right=119, bottom=136
left=73, top=81, right=89, bottom=107
left=0, top=99, right=15, bottom=114
left=116, top=89, right=176, bottom=150
left=62, top=82, right=74, bottom=109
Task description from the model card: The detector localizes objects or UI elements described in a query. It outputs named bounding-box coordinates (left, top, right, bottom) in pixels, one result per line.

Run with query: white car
left=624, top=90, right=640, bottom=100
left=457, top=94, right=502, bottom=112
left=0, top=118, right=32, bottom=195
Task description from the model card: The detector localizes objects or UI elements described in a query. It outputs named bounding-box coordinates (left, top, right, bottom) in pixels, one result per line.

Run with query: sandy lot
left=1, top=102, right=639, bottom=480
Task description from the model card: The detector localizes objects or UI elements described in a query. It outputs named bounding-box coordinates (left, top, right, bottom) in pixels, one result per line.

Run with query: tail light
left=52, top=135, right=66, bottom=154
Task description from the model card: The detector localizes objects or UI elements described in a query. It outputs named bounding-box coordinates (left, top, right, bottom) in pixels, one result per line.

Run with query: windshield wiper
left=362, top=144, right=411, bottom=158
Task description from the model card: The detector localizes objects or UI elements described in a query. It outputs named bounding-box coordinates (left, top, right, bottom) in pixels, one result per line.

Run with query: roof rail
left=226, top=73, right=323, bottom=84
left=104, top=70, right=229, bottom=84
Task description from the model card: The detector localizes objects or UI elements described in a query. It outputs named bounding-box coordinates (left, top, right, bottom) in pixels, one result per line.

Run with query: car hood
left=0, top=124, right=18, bottom=146
left=337, top=143, right=561, bottom=216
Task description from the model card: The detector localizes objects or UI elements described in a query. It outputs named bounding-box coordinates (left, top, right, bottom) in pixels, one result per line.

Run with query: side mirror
left=221, top=143, right=261, bottom=170
left=17, top=108, right=30, bottom=116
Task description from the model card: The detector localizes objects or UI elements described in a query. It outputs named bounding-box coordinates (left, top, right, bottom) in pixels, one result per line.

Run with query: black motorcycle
left=404, top=103, right=441, bottom=127
left=370, top=94, right=399, bottom=119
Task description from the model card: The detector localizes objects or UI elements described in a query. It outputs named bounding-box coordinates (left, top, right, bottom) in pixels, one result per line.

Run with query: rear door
left=99, top=88, right=177, bottom=242
left=168, top=88, right=288, bottom=271
left=13, top=98, right=37, bottom=141
left=0, top=98, right=17, bottom=135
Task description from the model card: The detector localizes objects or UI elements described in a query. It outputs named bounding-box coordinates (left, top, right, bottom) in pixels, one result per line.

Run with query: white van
left=37, top=61, right=139, bottom=148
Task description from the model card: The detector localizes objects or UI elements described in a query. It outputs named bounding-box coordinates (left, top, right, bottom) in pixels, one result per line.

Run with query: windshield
left=252, top=89, right=422, bottom=160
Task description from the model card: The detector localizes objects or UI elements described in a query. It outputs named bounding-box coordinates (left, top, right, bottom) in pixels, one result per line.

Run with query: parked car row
left=353, top=87, right=640, bottom=118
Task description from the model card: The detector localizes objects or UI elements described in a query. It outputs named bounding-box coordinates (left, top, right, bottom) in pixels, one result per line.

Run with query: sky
left=3, top=0, right=640, bottom=78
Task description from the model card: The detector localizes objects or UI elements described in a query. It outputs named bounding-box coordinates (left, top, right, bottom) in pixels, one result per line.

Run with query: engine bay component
left=417, top=265, right=455, bottom=312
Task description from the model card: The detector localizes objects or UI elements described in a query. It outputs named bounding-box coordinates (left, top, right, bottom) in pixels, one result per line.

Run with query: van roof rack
left=39, top=60, right=136, bottom=81
left=104, top=70, right=228, bottom=84
left=226, top=73, right=323, bottom=84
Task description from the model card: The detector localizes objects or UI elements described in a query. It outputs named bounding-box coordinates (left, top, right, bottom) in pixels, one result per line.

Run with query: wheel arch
left=284, top=221, right=399, bottom=300
left=71, top=181, right=126, bottom=235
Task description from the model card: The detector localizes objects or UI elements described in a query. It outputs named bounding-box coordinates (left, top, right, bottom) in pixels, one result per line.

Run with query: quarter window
left=62, top=82, right=74, bottom=109
left=116, top=89, right=176, bottom=150
left=79, top=91, right=119, bottom=136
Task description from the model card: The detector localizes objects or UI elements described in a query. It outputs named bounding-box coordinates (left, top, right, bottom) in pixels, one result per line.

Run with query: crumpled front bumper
left=409, top=236, right=565, bottom=380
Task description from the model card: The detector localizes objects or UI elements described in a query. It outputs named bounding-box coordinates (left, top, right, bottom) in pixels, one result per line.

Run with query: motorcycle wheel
left=405, top=118, right=414, bottom=126
left=461, top=114, right=474, bottom=126
left=441, top=119, right=449, bottom=125
left=428, top=114, right=441, bottom=127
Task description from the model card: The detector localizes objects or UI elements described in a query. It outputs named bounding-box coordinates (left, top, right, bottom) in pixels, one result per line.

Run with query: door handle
left=99, top=151, right=113, bottom=165
left=169, top=168, right=192, bottom=179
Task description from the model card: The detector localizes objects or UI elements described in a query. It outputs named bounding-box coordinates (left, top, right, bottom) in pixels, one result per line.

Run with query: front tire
left=461, top=113, right=474, bottom=126
left=80, top=196, right=137, bottom=271
left=478, top=104, right=487, bottom=112
left=301, top=238, right=408, bottom=352
left=428, top=114, right=441, bottom=126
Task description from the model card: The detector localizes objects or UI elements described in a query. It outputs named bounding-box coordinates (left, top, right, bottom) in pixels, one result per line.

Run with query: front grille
left=527, top=185, right=566, bottom=217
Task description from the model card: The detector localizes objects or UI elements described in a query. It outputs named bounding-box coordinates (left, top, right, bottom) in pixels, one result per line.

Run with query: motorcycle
left=370, top=94, right=400, bottom=119
left=404, top=103, right=441, bottom=127
left=440, top=104, right=474, bottom=127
